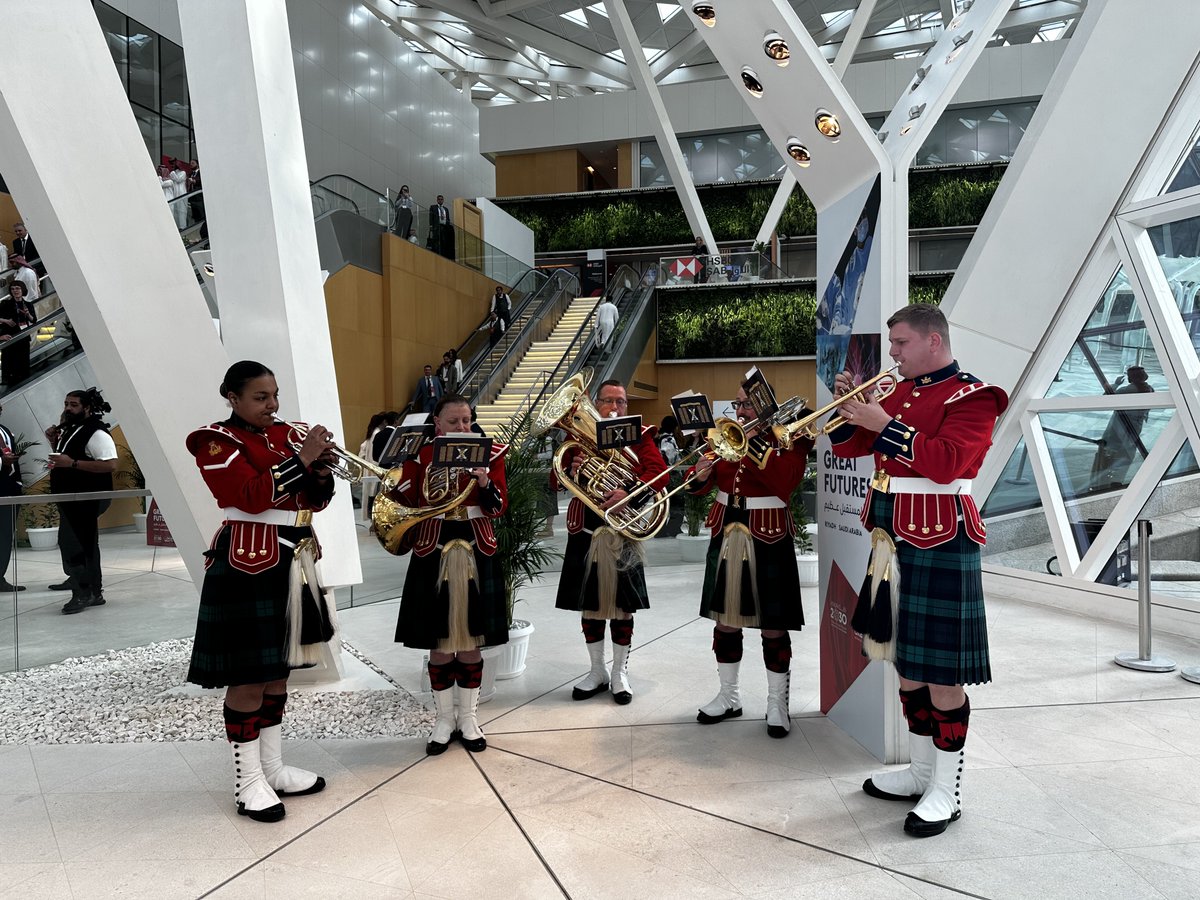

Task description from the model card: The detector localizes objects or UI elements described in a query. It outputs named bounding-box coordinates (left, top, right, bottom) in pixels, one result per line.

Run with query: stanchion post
left=1115, top=519, right=1176, bottom=672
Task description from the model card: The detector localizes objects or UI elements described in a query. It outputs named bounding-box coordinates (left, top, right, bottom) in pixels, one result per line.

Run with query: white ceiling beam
left=545, top=64, right=627, bottom=89
left=833, top=0, right=879, bottom=78
left=484, top=0, right=549, bottom=16
left=650, top=30, right=707, bottom=81
left=477, top=74, right=544, bottom=102
left=396, top=20, right=546, bottom=78
left=506, top=39, right=550, bottom=75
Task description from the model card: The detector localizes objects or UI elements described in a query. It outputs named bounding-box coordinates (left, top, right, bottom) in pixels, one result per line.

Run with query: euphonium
left=533, top=369, right=669, bottom=541
left=372, top=463, right=478, bottom=556
left=772, top=366, right=900, bottom=448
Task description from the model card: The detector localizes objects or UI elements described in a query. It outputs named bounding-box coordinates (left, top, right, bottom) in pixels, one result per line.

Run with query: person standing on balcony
left=392, top=184, right=414, bottom=239
left=692, top=235, right=709, bottom=284
left=429, top=195, right=454, bottom=261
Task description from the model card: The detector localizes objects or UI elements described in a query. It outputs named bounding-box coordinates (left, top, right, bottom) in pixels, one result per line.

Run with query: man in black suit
left=11, top=222, right=41, bottom=277
left=0, top=404, right=25, bottom=591
left=428, top=195, right=454, bottom=260
left=412, top=365, right=444, bottom=414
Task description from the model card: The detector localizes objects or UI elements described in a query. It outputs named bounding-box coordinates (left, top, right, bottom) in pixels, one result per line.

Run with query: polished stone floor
left=6, top=527, right=1200, bottom=899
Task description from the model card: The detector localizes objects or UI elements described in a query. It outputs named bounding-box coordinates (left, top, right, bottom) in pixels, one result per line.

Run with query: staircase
left=474, top=296, right=597, bottom=435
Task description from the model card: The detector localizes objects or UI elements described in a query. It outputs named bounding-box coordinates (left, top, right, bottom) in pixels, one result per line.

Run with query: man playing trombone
left=554, top=379, right=667, bottom=705
left=687, top=380, right=813, bottom=738
left=830, top=304, right=1007, bottom=838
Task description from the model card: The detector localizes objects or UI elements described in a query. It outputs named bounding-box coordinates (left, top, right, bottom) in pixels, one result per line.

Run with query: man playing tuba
left=553, top=379, right=667, bottom=705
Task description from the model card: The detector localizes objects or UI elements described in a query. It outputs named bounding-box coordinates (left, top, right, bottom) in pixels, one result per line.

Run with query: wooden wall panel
left=495, top=150, right=585, bottom=196
left=617, top=142, right=634, bottom=189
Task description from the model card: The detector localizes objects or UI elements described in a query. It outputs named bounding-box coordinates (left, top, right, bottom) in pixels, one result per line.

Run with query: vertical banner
left=814, top=175, right=899, bottom=759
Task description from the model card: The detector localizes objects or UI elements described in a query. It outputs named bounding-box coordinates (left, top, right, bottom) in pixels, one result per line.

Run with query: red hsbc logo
left=670, top=257, right=699, bottom=278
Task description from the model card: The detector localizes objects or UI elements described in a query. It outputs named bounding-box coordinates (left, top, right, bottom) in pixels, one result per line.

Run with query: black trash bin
left=1071, top=518, right=1132, bottom=586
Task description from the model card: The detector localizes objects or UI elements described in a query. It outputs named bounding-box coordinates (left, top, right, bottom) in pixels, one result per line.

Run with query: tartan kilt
left=554, top=507, right=650, bottom=614
left=699, top=508, right=804, bottom=631
left=870, top=493, right=991, bottom=686
left=395, top=519, right=508, bottom=650
left=187, top=524, right=311, bottom=689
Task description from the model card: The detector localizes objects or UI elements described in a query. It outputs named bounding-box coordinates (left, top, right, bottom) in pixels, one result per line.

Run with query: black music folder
left=430, top=433, right=492, bottom=469
left=742, top=366, right=778, bottom=420
left=671, top=391, right=715, bottom=433
left=596, top=415, right=642, bottom=451
left=378, top=414, right=434, bottom=467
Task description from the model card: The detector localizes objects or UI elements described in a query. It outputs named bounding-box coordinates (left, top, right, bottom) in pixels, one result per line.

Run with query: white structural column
left=604, top=0, right=717, bottom=256
left=0, top=0, right=228, bottom=586
left=179, top=0, right=362, bottom=585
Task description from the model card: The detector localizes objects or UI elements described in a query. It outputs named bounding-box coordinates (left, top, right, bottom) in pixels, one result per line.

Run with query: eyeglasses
left=733, top=400, right=755, bottom=410
left=597, top=396, right=628, bottom=407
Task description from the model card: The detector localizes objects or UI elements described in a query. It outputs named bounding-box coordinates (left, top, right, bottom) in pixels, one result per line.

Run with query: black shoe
left=611, top=690, right=632, bottom=706
left=87, top=593, right=106, bottom=607
left=276, top=776, right=326, bottom=797
left=61, top=595, right=89, bottom=615
left=0, top=581, right=25, bottom=592
left=425, top=739, right=451, bottom=756
left=696, top=707, right=742, bottom=725
left=48, top=581, right=72, bottom=591
left=460, top=735, right=487, bottom=753
left=767, top=723, right=790, bottom=739
left=237, top=801, right=286, bottom=823
left=571, top=682, right=609, bottom=701
left=862, top=778, right=922, bottom=803
left=904, top=809, right=961, bottom=838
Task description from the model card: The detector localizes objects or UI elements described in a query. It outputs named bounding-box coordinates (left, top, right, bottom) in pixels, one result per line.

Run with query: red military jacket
left=186, top=419, right=334, bottom=573
left=687, top=433, right=812, bottom=544
left=559, top=426, right=668, bottom=535
left=829, top=361, right=1008, bottom=549
left=391, top=439, right=508, bottom=557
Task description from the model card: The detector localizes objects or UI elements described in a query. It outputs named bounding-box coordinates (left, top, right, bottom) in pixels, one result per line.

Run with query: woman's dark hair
left=365, top=411, right=389, bottom=439
left=8, top=280, right=24, bottom=296
left=434, top=393, right=470, bottom=417
left=67, top=387, right=111, bottom=417
left=220, top=360, right=274, bottom=399
left=659, top=415, right=677, bottom=432
left=448, top=348, right=458, bottom=362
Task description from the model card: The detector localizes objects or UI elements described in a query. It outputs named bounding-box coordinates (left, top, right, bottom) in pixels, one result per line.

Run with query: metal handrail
left=454, top=268, right=550, bottom=383
left=1, top=488, right=151, bottom=507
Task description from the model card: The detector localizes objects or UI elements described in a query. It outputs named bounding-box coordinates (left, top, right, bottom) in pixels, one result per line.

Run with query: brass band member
left=831, top=305, right=1007, bottom=837
left=186, top=361, right=338, bottom=823
left=554, top=379, right=667, bottom=705
left=688, top=383, right=813, bottom=737
left=393, top=394, right=508, bottom=755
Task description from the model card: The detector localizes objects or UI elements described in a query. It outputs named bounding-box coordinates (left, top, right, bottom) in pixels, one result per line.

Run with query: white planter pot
left=676, top=532, right=710, bottom=563
left=496, top=618, right=534, bottom=680
left=27, top=526, right=59, bottom=551
left=479, top=645, right=503, bottom=703
left=796, top=552, right=819, bottom=586
left=132, top=513, right=149, bottom=536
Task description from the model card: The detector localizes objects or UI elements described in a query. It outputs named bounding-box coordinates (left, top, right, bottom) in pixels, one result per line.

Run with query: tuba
left=371, top=461, right=478, bottom=555
left=533, top=369, right=669, bottom=541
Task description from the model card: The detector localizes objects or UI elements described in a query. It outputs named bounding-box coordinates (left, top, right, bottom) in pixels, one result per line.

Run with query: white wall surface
left=479, top=41, right=1066, bottom=156
left=101, top=0, right=495, bottom=206
left=476, top=197, right=535, bottom=270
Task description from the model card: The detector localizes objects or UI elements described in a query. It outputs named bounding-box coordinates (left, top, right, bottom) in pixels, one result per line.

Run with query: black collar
left=226, top=413, right=264, bottom=434
left=909, top=360, right=961, bottom=387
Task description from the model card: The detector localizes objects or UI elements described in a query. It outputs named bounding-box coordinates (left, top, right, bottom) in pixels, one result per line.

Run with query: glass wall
left=94, top=0, right=195, bottom=166
left=639, top=101, right=1038, bottom=187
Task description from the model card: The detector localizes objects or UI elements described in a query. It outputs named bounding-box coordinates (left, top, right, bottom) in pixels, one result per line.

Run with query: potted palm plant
left=22, top=462, right=59, bottom=550
left=118, top=448, right=149, bottom=533
left=675, top=484, right=713, bottom=563
left=479, top=415, right=562, bottom=699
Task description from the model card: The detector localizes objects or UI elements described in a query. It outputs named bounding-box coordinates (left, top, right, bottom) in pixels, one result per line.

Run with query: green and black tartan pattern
left=869, top=493, right=990, bottom=686
left=554, top=507, right=650, bottom=614
left=187, top=525, right=311, bottom=689
left=395, top=519, right=509, bottom=650
left=699, top=507, right=804, bottom=631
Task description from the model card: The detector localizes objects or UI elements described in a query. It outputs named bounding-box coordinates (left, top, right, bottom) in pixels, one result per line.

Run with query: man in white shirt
left=12, top=259, right=39, bottom=300
left=46, top=388, right=119, bottom=614
left=595, top=297, right=619, bottom=349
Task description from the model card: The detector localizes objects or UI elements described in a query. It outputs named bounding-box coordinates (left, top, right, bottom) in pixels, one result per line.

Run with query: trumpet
left=279, top=419, right=401, bottom=492
left=772, top=366, right=900, bottom=449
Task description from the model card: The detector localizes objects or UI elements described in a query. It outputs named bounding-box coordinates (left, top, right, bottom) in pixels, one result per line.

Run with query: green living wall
left=497, top=165, right=1005, bottom=253
left=657, top=278, right=951, bottom=360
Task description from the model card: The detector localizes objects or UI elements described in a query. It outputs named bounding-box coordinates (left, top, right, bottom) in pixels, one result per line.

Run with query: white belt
left=715, top=491, right=787, bottom=510
left=885, top=478, right=973, bottom=495
left=224, top=508, right=313, bottom=526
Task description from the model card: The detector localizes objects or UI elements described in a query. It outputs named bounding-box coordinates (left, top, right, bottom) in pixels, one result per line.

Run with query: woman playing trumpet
left=393, top=394, right=508, bottom=755
left=687, top=381, right=814, bottom=738
left=185, top=361, right=339, bottom=823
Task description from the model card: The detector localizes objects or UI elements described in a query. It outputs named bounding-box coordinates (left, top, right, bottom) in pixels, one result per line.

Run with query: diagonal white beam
left=832, top=0, right=879, bottom=78
left=603, top=0, right=716, bottom=254
left=485, top=0, right=549, bottom=15
left=399, top=21, right=545, bottom=79
left=478, top=74, right=544, bottom=102
left=650, top=30, right=706, bottom=81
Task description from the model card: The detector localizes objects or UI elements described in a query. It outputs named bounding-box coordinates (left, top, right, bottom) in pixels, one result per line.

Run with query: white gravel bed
left=0, top=638, right=432, bottom=744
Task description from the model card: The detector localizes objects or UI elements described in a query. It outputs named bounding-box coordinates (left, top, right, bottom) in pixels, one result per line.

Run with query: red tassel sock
left=581, top=617, right=606, bottom=643
left=931, top=697, right=971, bottom=752
left=713, top=627, right=743, bottom=663
left=457, top=659, right=484, bottom=689
left=609, top=618, right=633, bottom=647
left=223, top=704, right=260, bottom=743
left=761, top=633, right=792, bottom=673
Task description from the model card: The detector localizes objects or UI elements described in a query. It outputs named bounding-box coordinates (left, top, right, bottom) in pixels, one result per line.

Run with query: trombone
left=279, top=419, right=402, bottom=492
left=771, top=366, right=900, bottom=449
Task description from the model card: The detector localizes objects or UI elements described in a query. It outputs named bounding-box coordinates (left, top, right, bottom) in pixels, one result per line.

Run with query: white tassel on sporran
left=862, top=528, right=901, bottom=662
left=285, top=537, right=338, bottom=667
left=715, top=523, right=760, bottom=629
left=437, top=539, right=482, bottom=652
left=583, top=526, right=644, bottom=620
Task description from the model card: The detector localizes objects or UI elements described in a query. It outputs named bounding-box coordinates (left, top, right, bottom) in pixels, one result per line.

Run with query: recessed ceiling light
left=785, top=139, right=811, bottom=167
left=692, top=2, right=715, bottom=26
left=763, top=31, right=789, bottom=66
left=741, top=67, right=764, bottom=97
left=814, top=109, right=840, bottom=142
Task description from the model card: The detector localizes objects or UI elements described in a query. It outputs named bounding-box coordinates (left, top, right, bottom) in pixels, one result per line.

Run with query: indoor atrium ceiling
left=363, top=0, right=1086, bottom=106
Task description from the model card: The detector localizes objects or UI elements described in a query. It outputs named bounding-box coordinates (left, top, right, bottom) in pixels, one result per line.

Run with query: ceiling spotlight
left=692, top=2, right=716, bottom=27
left=814, top=109, right=840, bottom=142
left=908, top=103, right=926, bottom=120
left=741, top=67, right=764, bottom=97
left=763, top=31, right=790, bottom=66
left=909, top=65, right=929, bottom=92
left=876, top=131, right=889, bottom=144
left=900, top=123, right=914, bottom=136
left=946, top=30, right=972, bottom=62
left=785, top=139, right=811, bottom=167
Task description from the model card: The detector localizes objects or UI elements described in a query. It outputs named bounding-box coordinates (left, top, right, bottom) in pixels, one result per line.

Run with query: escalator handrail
left=453, top=267, right=552, bottom=375
left=0, top=297, right=68, bottom=355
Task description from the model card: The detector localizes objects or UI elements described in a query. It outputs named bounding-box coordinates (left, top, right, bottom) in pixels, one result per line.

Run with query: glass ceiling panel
left=1165, top=129, right=1200, bottom=194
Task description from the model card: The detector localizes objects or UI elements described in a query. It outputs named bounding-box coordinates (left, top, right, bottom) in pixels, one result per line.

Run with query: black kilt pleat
left=869, top=492, right=991, bottom=685
left=395, top=520, right=508, bottom=649
left=554, top=508, right=650, bottom=614
left=699, top=507, right=804, bottom=631
left=187, top=524, right=311, bottom=689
